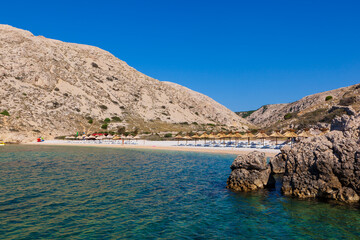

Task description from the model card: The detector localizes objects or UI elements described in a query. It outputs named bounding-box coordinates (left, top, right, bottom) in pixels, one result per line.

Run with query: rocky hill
left=240, top=84, right=360, bottom=130
left=0, top=25, right=250, bottom=142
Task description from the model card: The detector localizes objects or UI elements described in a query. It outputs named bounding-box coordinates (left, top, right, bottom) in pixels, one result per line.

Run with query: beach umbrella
left=283, top=131, right=298, bottom=138
left=298, top=131, right=314, bottom=138
left=199, top=133, right=209, bottom=143
left=217, top=133, right=227, bottom=144
left=207, top=133, right=217, bottom=143
left=183, top=135, right=192, bottom=145
left=191, top=134, right=201, bottom=145
left=133, top=135, right=140, bottom=144
left=241, top=132, right=255, bottom=145
left=283, top=130, right=298, bottom=147
left=270, top=131, right=284, bottom=145
left=255, top=132, right=269, bottom=146
left=225, top=133, right=233, bottom=142
left=106, top=134, right=114, bottom=139
left=233, top=132, right=242, bottom=144
left=174, top=135, right=183, bottom=145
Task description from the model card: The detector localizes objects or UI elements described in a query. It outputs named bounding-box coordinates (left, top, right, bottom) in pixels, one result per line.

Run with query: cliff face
left=0, top=25, right=250, bottom=142
left=243, top=84, right=360, bottom=129
left=280, top=114, right=360, bottom=203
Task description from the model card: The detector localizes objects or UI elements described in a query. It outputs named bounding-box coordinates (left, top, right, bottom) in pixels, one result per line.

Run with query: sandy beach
left=25, top=140, right=280, bottom=157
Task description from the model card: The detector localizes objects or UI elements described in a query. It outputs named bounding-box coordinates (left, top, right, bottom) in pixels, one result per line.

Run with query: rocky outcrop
left=242, top=83, right=360, bottom=129
left=280, top=114, right=360, bottom=203
left=227, top=151, right=275, bottom=191
left=270, top=153, right=286, bottom=174
left=329, top=105, right=356, bottom=116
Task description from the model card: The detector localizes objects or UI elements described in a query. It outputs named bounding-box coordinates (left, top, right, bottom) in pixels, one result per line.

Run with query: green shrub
left=339, top=96, right=358, bottom=106
left=99, top=105, right=108, bottom=110
left=55, top=136, right=66, bottom=140
left=284, top=113, right=293, bottom=120
left=262, top=105, right=268, bottom=114
left=239, top=110, right=255, bottom=118
left=325, top=96, right=333, bottom=101
left=164, top=133, right=172, bottom=138
left=0, top=110, right=10, bottom=116
left=117, top=127, right=126, bottom=134
left=111, top=116, right=122, bottom=122
left=88, top=119, right=93, bottom=124
left=104, top=118, right=111, bottom=123
left=101, top=124, right=108, bottom=129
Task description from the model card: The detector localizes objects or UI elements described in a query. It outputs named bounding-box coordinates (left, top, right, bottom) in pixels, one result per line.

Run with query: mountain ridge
left=239, top=83, right=360, bottom=130
left=0, top=25, right=251, bottom=142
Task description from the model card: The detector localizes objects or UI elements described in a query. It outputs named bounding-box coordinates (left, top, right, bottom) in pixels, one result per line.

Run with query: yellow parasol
left=270, top=131, right=284, bottom=145
left=191, top=134, right=201, bottom=145
left=183, top=135, right=192, bottom=145
left=174, top=135, right=184, bottom=144
left=255, top=132, right=269, bottom=146
left=241, top=132, right=255, bottom=145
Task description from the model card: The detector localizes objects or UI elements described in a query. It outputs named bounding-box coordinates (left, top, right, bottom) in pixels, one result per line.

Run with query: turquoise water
left=0, top=146, right=359, bottom=239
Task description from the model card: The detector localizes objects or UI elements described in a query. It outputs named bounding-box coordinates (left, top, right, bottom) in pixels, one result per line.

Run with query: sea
left=0, top=145, right=359, bottom=239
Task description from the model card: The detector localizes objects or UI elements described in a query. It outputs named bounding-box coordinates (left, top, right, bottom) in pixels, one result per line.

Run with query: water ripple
left=0, top=145, right=359, bottom=239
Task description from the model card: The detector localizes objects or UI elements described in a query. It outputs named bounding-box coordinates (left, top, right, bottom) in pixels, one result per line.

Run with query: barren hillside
left=241, top=84, right=360, bottom=130
left=0, top=25, right=251, bottom=142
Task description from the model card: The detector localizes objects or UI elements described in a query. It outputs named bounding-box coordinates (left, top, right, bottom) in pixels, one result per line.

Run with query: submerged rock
left=281, top=114, right=360, bottom=203
left=227, top=151, right=275, bottom=191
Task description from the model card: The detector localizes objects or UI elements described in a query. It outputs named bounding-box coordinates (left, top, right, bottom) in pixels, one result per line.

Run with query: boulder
left=281, top=114, right=360, bottom=203
left=270, top=152, right=286, bottom=174
left=227, top=151, right=275, bottom=191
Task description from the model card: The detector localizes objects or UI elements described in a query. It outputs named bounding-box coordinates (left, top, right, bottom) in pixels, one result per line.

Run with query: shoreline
left=24, top=141, right=280, bottom=157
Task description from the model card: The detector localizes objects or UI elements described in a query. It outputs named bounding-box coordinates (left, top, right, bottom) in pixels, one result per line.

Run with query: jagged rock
left=227, top=151, right=275, bottom=191
left=280, top=114, right=360, bottom=203
left=244, top=84, right=360, bottom=128
left=270, top=152, right=286, bottom=174
left=329, top=105, right=356, bottom=116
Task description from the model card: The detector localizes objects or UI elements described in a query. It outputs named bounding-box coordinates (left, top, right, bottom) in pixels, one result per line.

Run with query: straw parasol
left=174, top=135, right=183, bottom=145
left=270, top=131, right=284, bottom=145
left=283, top=131, right=298, bottom=138
left=183, top=135, right=192, bottom=145
left=255, top=132, right=269, bottom=146
left=200, top=133, right=209, bottom=143
left=207, top=133, right=217, bottom=142
left=216, top=133, right=226, bottom=144
left=298, top=131, right=314, bottom=138
left=113, top=135, right=121, bottom=140
left=241, top=132, right=255, bottom=145
left=283, top=130, right=298, bottom=147
left=191, top=134, right=201, bottom=145
left=234, top=132, right=243, bottom=144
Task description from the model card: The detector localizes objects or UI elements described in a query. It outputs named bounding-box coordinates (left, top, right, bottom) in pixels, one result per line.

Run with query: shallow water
left=0, top=145, right=359, bottom=239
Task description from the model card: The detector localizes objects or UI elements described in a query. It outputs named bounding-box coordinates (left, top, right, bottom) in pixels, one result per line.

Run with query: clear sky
left=2, top=0, right=360, bottom=111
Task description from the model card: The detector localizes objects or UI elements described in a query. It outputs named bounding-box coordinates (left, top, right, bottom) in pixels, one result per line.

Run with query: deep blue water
left=0, top=145, right=359, bottom=239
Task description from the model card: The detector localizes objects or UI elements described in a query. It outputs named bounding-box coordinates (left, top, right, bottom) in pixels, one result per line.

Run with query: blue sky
left=2, top=0, right=360, bottom=111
